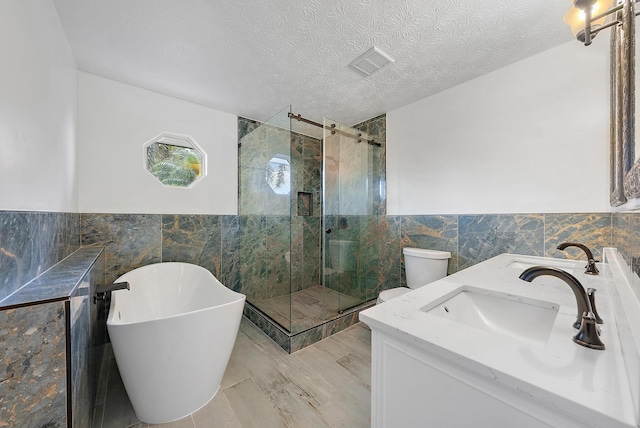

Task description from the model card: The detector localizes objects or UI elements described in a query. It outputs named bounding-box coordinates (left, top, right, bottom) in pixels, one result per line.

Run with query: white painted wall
left=387, top=40, right=611, bottom=215
left=0, top=1, right=78, bottom=212
left=78, top=72, right=238, bottom=214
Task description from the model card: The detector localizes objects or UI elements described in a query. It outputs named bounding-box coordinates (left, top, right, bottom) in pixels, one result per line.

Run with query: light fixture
left=564, top=0, right=623, bottom=46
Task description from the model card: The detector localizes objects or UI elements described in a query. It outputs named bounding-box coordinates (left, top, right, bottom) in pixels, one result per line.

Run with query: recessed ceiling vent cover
left=348, top=46, right=395, bottom=76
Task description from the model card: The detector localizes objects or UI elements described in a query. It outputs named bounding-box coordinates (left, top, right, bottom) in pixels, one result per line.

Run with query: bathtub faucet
left=557, top=242, right=599, bottom=275
left=94, top=281, right=130, bottom=303
left=519, top=266, right=604, bottom=350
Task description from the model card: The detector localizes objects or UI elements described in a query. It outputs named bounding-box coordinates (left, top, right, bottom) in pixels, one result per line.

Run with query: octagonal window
left=144, top=132, right=206, bottom=188
left=266, top=155, right=290, bottom=195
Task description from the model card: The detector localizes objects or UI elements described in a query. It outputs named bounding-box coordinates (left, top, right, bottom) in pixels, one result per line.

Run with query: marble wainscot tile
left=613, top=213, right=634, bottom=266
left=162, top=214, right=222, bottom=277
left=375, top=216, right=402, bottom=297
left=544, top=213, right=612, bottom=260
left=0, top=247, right=104, bottom=309
left=624, top=212, right=640, bottom=278
left=221, top=215, right=241, bottom=292
left=0, top=211, right=80, bottom=302
left=290, top=324, right=324, bottom=353
left=0, top=211, right=42, bottom=301
left=402, top=215, right=458, bottom=274
left=358, top=215, right=382, bottom=301
left=264, top=215, right=291, bottom=300
left=69, top=251, right=107, bottom=428
left=238, top=215, right=267, bottom=300
left=322, top=309, right=366, bottom=338
left=289, top=306, right=373, bottom=353
left=40, top=212, right=81, bottom=272
left=0, top=301, right=67, bottom=427
left=243, top=303, right=291, bottom=353
left=70, top=278, right=92, bottom=428
left=458, top=214, right=544, bottom=270
left=80, top=213, right=161, bottom=284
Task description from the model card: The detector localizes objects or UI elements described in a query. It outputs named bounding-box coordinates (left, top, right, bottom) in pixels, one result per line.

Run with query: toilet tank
left=329, top=240, right=356, bottom=272
left=403, top=248, right=451, bottom=289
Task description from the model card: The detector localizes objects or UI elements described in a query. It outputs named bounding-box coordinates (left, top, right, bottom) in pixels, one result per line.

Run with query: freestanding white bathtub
left=106, top=262, right=245, bottom=424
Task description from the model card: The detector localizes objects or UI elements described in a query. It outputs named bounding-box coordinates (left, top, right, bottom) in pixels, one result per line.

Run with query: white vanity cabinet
left=372, top=330, right=583, bottom=427
left=361, top=251, right=640, bottom=428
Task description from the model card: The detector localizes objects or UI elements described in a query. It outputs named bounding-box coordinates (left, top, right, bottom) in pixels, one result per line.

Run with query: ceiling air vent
left=348, top=46, right=395, bottom=76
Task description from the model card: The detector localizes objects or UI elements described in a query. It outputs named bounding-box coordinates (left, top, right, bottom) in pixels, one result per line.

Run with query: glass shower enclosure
left=238, top=106, right=293, bottom=332
left=238, top=107, right=381, bottom=336
left=322, top=118, right=380, bottom=314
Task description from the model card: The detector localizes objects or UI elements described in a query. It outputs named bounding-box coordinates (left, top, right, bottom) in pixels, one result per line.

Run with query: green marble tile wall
left=613, top=212, right=640, bottom=279
left=0, top=301, right=67, bottom=427
left=77, top=212, right=616, bottom=288
left=392, top=213, right=614, bottom=288
left=354, top=114, right=387, bottom=217
left=0, top=248, right=107, bottom=427
left=75, top=211, right=622, bottom=352
left=81, top=214, right=162, bottom=284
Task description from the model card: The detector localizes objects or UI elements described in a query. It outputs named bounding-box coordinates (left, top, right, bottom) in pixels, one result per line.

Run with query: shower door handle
left=325, top=228, right=332, bottom=234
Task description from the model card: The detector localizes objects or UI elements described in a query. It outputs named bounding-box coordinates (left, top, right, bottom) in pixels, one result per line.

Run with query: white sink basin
left=505, top=257, right=580, bottom=275
left=421, top=287, right=559, bottom=346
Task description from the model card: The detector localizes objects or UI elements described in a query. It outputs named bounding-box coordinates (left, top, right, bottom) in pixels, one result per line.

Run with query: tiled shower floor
left=253, top=285, right=363, bottom=333
left=93, top=317, right=371, bottom=427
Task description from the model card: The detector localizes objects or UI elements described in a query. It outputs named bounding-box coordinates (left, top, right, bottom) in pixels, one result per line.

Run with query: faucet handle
left=584, top=259, right=600, bottom=275
left=573, top=312, right=605, bottom=350
left=587, top=288, right=603, bottom=324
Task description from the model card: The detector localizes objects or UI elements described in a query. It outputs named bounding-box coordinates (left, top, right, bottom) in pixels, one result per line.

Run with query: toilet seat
left=377, top=287, right=411, bottom=304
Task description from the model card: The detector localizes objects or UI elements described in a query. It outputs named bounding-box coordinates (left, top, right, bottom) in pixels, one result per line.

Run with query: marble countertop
left=360, top=252, right=637, bottom=428
left=0, top=247, right=104, bottom=309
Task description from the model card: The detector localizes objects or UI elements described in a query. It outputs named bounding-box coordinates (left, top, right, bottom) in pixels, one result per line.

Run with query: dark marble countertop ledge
left=0, top=247, right=104, bottom=310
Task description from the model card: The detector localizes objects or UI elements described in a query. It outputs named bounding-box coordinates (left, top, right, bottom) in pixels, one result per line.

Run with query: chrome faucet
left=557, top=242, right=599, bottom=275
left=94, top=281, right=130, bottom=303
left=519, top=266, right=604, bottom=350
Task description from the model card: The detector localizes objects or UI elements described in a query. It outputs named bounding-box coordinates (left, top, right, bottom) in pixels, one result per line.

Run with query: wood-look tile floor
left=93, top=317, right=371, bottom=428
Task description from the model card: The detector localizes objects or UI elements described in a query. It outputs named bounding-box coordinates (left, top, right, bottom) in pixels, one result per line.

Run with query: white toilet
left=329, top=239, right=356, bottom=272
left=377, top=247, right=451, bottom=304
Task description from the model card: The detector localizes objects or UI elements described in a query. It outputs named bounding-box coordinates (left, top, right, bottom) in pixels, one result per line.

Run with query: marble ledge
left=0, top=247, right=104, bottom=310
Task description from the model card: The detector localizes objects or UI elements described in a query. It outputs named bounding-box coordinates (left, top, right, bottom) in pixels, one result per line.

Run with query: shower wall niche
left=237, top=107, right=387, bottom=350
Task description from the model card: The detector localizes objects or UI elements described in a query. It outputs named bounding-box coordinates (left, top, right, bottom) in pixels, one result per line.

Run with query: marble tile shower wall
left=0, top=211, right=80, bottom=301
left=354, top=114, right=387, bottom=216
left=238, top=117, right=323, bottom=297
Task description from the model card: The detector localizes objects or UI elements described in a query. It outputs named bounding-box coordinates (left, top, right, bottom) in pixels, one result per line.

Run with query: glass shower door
left=238, top=105, right=293, bottom=332
left=322, top=118, right=378, bottom=315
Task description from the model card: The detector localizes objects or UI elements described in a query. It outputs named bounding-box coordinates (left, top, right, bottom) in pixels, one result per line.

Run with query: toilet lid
left=379, top=287, right=410, bottom=302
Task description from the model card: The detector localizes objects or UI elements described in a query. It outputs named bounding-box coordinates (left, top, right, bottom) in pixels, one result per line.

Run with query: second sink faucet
left=519, top=266, right=604, bottom=350
left=557, top=242, right=599, bottom=275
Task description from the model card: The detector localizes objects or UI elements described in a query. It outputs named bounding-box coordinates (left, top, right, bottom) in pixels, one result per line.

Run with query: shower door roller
left=325, top=228, right=332, bottom=234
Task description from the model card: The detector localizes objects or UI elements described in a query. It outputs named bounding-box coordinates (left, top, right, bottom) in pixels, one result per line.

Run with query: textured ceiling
left=52, top=0, right=573, bottom=135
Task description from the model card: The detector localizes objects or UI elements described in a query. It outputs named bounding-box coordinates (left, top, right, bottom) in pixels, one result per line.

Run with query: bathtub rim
left=106, top=262, right=245, bottom=327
